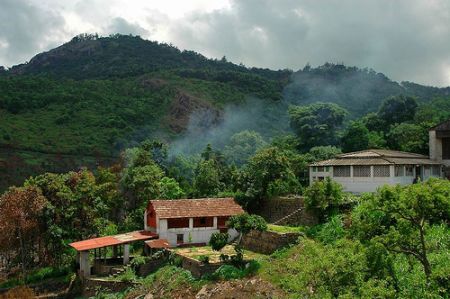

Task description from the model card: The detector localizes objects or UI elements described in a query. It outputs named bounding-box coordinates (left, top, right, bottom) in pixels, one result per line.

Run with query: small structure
left=144, top=198, right=244, bottom=247
left=310, top=149, right=442, bottom=193
left=69, top=231, right=158, bottom=278
left=429, top=119, right=450, bottom=179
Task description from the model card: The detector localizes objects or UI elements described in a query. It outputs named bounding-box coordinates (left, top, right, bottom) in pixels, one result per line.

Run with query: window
left=333, top=166, right=350, bottom=177
left=176, top=234, right=184, bottom=244
left=317, top=166, right=324, bottom=172
left=395, top=165, right=404, bottom=177
left=432, top=165, right=441, bottom=176
left=443, top=138, right=450, bottom=159
left=200, top=217, right=206, bottom=225
left=405, top=165, right=414, bottom=176
left=325, top=166, right=330, bottom=172
left=353, top=166, right=371, bottom=177
left=374, top=165, right=390, bottom=177
left=312, top=166, right=317, bottom=172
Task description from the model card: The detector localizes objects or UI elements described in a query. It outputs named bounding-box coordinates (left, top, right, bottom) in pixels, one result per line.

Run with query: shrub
left=211, top=260, right=260, bottom=280
left=116, top=267, right=136, bottom=282
left=209, top=232, right=229, bottom=251
left=304, top=177, right=344, bottom=221
left=198, top=255, right=209, bottom=264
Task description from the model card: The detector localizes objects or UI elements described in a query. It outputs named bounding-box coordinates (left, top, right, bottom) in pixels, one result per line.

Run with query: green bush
left=198, top=255, right=210, bottom=264
left=115, top=267, right=137, bottom=282
left=304, top=177, right=344, bottom=221
left=209, top=232, right=229, bottom=251
left=211, top=260, right=260, bottom=280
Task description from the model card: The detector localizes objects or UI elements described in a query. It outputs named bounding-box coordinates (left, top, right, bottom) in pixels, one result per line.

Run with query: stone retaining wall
left=137, top=259, right=166, bottom=277
left=82, top=278, right=140, bottom=297
left=241, top=230, right=301, bottom=254
left=255, top=195, right=318, bottom=226
left=179, top=256, right=222, bottom=278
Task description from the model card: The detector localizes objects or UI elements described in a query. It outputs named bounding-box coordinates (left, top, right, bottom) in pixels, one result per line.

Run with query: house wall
left=145, top=204, right=157, bottom=231
left=310, top=164, right=441, bottom=194
left=429, top=130, right=450, bottom=168
left=156, top=217, right=239, bottom=246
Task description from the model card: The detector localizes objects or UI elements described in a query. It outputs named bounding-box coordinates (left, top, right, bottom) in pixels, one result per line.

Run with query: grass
left=267, top=224, right=306, bottom=234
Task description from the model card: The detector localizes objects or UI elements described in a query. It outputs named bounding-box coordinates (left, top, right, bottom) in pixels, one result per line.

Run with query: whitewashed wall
left=156, top=217, right=239, bottom=246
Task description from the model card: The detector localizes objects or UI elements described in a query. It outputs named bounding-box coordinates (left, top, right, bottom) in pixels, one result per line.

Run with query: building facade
left=310, top=149, right=442, bottom=193
left=429, top=119, right=450, bottom=179
left=144, top=198, right=244, bottom=247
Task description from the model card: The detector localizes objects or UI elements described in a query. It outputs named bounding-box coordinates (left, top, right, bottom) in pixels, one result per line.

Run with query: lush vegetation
left=1, top=34, right=450, bottom=193
left=261, top=179, right=449, bottom=298
left=0, top=34, right=449, bottom=297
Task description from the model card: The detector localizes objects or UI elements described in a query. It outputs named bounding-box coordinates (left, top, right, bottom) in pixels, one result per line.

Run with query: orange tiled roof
left=69, top=231, right=158, bottom=251
left=148, top=198, right=244, bottom=219
left=145, top=239, right=171, bottom=249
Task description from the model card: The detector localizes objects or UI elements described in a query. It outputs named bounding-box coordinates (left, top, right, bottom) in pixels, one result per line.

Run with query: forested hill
left=8, top=34, right=290, bottom=81
left=0, top=34, right=449, bottom=191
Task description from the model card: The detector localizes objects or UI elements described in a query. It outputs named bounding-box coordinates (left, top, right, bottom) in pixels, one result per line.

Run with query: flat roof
left=69, top=231, right=158, bottom=251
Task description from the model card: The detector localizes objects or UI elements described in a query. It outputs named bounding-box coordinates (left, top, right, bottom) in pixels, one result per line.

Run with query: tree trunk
left=18, top=228, right=26, bottom=277
left=419, top=221, right=432, bottom=279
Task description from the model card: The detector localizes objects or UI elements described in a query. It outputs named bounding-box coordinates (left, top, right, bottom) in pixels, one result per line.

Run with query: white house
left=310, top=149, right=442, bottom=193
left=429, top=119, right=450, bottom=179
left=144, top=198, right=243, bottom=247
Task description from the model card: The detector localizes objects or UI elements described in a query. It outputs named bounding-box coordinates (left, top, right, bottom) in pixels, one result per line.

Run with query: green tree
left=223, top=130, right=267, bottom=166
left=341, top=121, right=369, bottom=152
left=158, top=177, right=185, bottom=199
left=237, top=147, right=301, bottom=208
left=378, top=95, right=418, bottom=127
left=367, top=131, right=387, bottom=149
left=351, top=179, right=450, bottom=280
left=121, top=146, right=164, bottom=208
left=307, top=146, right=342, bottom=162
left=304, top=177, right=344, bottom=222
left=209, top=232, right=229, bottom=251
left=193, top=159, right=222, bottom=197
left=289, top=102, right=348, bottom=151
left=227, top=213, right=267, bottom=245
left=387, top=122, right=428, bottom=154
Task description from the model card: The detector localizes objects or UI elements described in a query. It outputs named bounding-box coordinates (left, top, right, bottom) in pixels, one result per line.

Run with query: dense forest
left=1, top=34, right=450, bottom=191
left=0, top=34, right=449, bottom=298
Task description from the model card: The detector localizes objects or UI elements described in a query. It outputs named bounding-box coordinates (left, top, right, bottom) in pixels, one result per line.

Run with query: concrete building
left=144, top=198, right=244, bottom=246
left=310, top=149, right=442, bottom=193
left=429, top=119, right=450, bottom=179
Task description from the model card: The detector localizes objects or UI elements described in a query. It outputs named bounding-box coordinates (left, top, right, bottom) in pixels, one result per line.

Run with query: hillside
left=0, top=34, right=449, bottom=191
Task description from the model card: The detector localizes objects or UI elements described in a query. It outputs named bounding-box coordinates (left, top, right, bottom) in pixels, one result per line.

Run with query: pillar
left=213, top=217, right=218, bottom=229
left=123, top=244, right=130, bottom=265
left=189, top=218, right=193, bottom=229
left=80, top=251, right=90, bottom=278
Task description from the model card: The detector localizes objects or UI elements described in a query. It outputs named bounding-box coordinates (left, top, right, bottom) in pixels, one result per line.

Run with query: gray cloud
left=0, top=0, right=67, bottom=66
left=105, top=17, right=151, bottom=36
left=167, top=0, right=450, bottom=86
left=0, top=0, right=449, bottom=86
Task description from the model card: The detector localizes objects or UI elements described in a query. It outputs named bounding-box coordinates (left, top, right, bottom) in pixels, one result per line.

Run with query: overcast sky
left=1, top=0, right=449, bottom=86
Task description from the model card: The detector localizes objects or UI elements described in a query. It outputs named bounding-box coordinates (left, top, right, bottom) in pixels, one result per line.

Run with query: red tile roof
left=69, top=231, right=158, bottom=251
left=145, top=239, right=171, bottom=249
left=148, top=197, right=244, bottom=219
